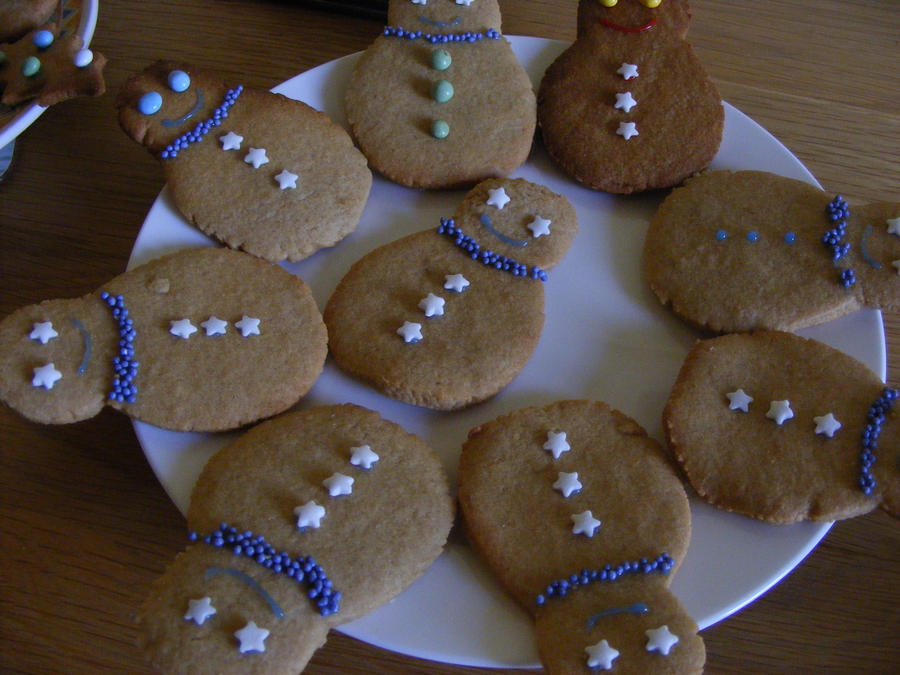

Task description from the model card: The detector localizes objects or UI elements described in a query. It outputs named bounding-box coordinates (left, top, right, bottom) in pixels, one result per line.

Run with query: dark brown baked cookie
left=537, top=0, right=723, bottom=194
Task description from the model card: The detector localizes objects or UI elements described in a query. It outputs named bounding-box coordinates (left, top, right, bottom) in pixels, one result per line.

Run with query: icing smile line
left=162, top=89, right=204, bottom=127
left=480, top=213, right=529, bottom=247
left=418, top=15, right=462, bottom=28
left=600, top=17, right=657, bottom=33
left=205, top=567, right=285, bottom=618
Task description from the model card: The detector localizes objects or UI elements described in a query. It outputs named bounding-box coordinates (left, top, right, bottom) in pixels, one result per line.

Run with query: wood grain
left=1, top=1, right=897, bottom=673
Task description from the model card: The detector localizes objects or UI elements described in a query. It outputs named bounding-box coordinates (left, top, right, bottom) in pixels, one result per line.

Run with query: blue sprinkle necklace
left=858, top=387, right=898, bottom=495
left=99, top=292, right=138, bottom=404
left=383, top=25, right=501, bottom=44
left=823, top=195, right=855, bottom=287
left=535, top=553, right=674, bottom=607
left=191, top=523, right=341, bottom=617
left=160, top=86, right=243, bottom=160
left=437, top=217, right=547, bottom=281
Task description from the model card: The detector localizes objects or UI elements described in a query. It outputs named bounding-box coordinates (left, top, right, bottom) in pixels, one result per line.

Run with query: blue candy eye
left=33, top=30, right=54, bottom=49
left=138, top=91, right=163, bottom=115
left=168, top=70, right=191, bottom=93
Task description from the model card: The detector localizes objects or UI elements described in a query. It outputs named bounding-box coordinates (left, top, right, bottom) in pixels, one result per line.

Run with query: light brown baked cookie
left=117, top=60, right=371, bottom=262
left=138, top=403, right=454, bottom=675
left=458, top=399, right=703, bottom=674
left=643, top=170, right=900, bottom=333
left=323, top=177, right=577, bottom=409
left=537, top=0, right=723, bottom=194
left=345, top=0, right=535, bottom=189
left=0, top=0, right=58, bottom=42
left=664, top=330, right=900, bottom=523
left=0, top=247, right=327, bottom=431
left=0, top=24, right=106, bottom=106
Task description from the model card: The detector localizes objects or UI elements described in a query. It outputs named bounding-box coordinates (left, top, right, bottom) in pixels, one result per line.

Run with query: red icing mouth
left=600, top=17, right=657, bottom=33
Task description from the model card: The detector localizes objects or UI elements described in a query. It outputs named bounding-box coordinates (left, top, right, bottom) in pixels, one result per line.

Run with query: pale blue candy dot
left=430, top=48, right=452, bottom=71
left=73, top=49, right=94, bottom=68
left=138, top=91, right=163, bottom=115
left=431, top=79, right=454, bottom=103
left=21, top=56, right=41, bottom=77
left=168, top=69, right=191, bottom=93
left=33, top=30, right=54, bottom=49
left=431, top=119, right=450, bottom=139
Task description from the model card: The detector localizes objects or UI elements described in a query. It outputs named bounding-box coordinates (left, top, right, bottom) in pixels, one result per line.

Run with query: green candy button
left=431, top=79, right=454, bottom=104
left=430, top=48, right=452, bottom=71
left=431, top=119, right=450, bottom=139
left=22, top=56, right=41, bottom=77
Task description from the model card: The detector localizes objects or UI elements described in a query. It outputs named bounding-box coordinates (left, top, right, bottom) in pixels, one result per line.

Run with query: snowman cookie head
left=117, top=60, right=231, bottom=155
left=580, top=0, right=691, bottom=40
left=387, top=0, right=501, bottom=34
left=450, top=178, right=578, bottom=274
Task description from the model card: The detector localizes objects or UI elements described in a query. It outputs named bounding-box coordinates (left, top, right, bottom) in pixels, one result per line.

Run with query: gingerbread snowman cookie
left=324, top=177, right=577, bottom=409
left=117, top=61, right=371, bottom=263
left=138, top=403, right=455, bottom=675
left=643, top=170, right=900, bottom=333
left=458, top=400, right=705, bottom=674
left=665, top=331, right=900, bottom=523
left=345, top=0, right=536, bottom=188
left=538, top=0, right=723, bottom=194
left=0, top=247, right=327, bottom=432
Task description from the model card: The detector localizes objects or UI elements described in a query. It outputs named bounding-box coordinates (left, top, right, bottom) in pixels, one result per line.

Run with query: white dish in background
left=128, top=36, right=885, bottom=668
left=0, top=0, right=100, bottom=149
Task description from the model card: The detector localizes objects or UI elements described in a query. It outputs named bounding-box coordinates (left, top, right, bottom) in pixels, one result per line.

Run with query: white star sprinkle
left=411, top=0, right=426, bottom=5
left=766, top=400, right=794, bottom=425
left=585, top=639, right=619, bottom=670
left=235, top=316, right=261, bottom=337
left=616, top=121, right=639, bottom=140
left=571, top=510, right=601, bottom=537
left=169, top=318, right=197, bottom=339
left=234, top=621, right=269, bottom=653
left=892, top=260, right=900, bottom=275
left=444, top=273, right=470, bottom=293
left=219, top=131, right=243, bottom=151
left=543, top=430, right=570, bottom=459
left=418, top=293, right=446, bottom=317
left=553, top=471, right=582, bottom=498
left=350, top=444, right=380, bottom=470
left=726, top=388, right=753, bottom=412
left=617, top=62, right=639, bottom=80
left=645, top=625, right=679, bottom=655
left=29, top=321, right=58, bottom=344
left=32, top=363, right=62, bottom=389
left=887, top=217, right=900, bottom=236
left=813, top=412, right=842, bottom=438
left=486, top=186, right=510, bottom=210
left=455, top=0, right=473, bottom=6
left=614, top=91, right=637, bottom=113
left=397, top=321, right=423, bottom=343
left=244, top=147, right=269, bottom=169
left=527, top=215, right=552, bottom=238
left=323, top=472, right=354, bottom=497
left=200, top=316, right=228, bottom=336
left=294, top=500, right=326, bottom=529
left=184, top=597, right=216, bottom=625
left=275, top=169, right=298, bottom=190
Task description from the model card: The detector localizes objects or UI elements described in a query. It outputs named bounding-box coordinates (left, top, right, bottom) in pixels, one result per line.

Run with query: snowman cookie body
left=345, top=0, right=536, bottom=189
left=538, top=0, right=723, bottom=194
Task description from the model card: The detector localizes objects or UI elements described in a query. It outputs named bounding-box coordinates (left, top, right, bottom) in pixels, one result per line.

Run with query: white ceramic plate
left=128, top=36, right=885, bottom=669
left=0, top=0, right=100, bottom=149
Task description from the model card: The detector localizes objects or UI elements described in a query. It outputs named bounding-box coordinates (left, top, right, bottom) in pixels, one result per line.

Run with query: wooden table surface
left=1, top=1, right=898, bottom=673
